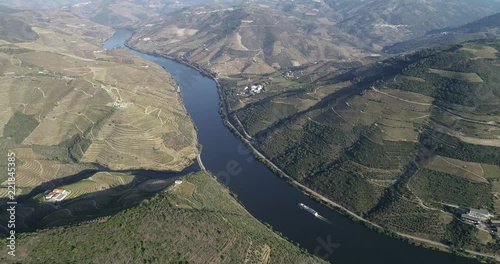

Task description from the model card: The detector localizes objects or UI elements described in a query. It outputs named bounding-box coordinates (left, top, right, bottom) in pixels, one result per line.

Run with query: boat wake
left=316, top=215, right=331, bottom=224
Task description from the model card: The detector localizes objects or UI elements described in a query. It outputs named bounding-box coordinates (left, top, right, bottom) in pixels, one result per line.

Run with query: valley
left=0, top=0, right=500, bottom=263
left=0, top=9, right=326, bottom=263
left=124, top=1, right=500, bottom=259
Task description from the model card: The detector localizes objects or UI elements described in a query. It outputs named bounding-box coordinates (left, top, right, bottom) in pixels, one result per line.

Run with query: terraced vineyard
left=0, top=9, right=197, bottom=181
left=220, top=40, right=500, bottom=254
left=0, top=8, right=199, bottom=236
left=0, top=9, right=197, bottom=176
left=62, top=172, right=135, bottom=199
left=0, top=147, right=93, bottom=194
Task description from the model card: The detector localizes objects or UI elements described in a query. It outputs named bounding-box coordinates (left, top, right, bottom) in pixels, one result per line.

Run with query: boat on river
left=299, top=203, right=319, bottom=217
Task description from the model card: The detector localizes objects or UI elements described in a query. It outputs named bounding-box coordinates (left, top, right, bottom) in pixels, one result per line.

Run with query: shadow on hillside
left=0, top=162, right=200, bottom=236
left=250, top=57, right=424, bottom=142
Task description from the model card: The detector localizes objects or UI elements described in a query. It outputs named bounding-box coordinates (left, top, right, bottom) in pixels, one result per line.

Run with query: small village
left=236, top=84, right=265, bottom=96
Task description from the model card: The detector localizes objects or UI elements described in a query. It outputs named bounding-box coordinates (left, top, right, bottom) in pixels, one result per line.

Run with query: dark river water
left=104, top=29, right=478, bottom=264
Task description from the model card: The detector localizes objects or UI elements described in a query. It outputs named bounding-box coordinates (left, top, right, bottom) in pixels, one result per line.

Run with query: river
left=104, top=29, right=478, bottom=264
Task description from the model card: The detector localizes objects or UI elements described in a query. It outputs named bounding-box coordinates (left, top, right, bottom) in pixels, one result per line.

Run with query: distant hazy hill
left=384, top=12, right=500, bottom=53
left=0, top=0, right=161, bottom=28
left=331, top=0, right=500, bottom=49
left=126, top=0, right=500, bottom=76
left=0, top=4, right=18, bottom=14
left=0, top=14, right=38, bottom=42
left=0, top=0, right=234, bottom=28
left=5, top=0, right=500, bottom=56
left=0, top=6, right=38, bottom=42
left=0, top=0, right=81, bottom=9
left=130, top=1, right=372, bottom=75
left=159, top=0, right=244, bottom=13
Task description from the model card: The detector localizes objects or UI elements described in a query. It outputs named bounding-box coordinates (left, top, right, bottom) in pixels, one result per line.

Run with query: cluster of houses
left=193, top=7, right=235, bottom=15
left=72, top=1, right=91, bottom=8
left=174, top=180, right=183, bottom=186
left=461, top=208, right=500, bottom=235
left=237, top=84, right=265, bottom=96
left=285, top=71, right=294, bottom=78
left=112, top=99, right=128, bottom=108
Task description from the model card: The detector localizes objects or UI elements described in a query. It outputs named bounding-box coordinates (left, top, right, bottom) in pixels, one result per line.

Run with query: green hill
left=0, top=172, right=325, bottom=264
left=219, top=40, right=500, bottom=254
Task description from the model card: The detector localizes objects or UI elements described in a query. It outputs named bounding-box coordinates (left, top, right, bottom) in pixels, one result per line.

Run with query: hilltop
left=9, top=0, right=500, bottom=67
left=0, top=6, right=38, bottom=42
left=0, top=172, right=325, bottom=264
left=129, top=1, right=372, bottom=75
left=128, top=0, right=500, bottom=77
left=329, top=0, right=500, bottom=49
left=0, top=15, right=38, bottom=42
left=0, top=0, right=162, bottom=28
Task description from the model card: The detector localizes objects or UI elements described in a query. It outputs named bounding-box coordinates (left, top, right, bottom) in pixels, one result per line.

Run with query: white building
left=461, top=208, right=493, bottom=224
left=44, top=188, right=70, bottom=202
left=468, top=208, right=493, bottom=221
left=242, top=84, right=264, bottom=95
left=250, top=85, right=263, bottom=94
